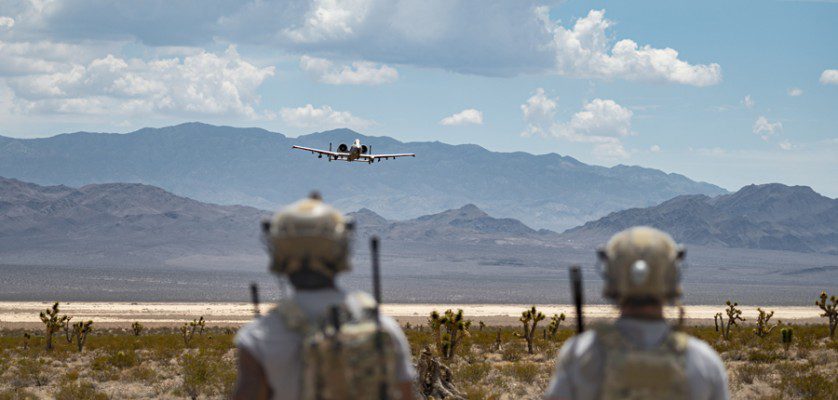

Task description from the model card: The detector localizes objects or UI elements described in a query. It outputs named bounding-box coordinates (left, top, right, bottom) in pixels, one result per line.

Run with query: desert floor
left=0, top=301, right=823, bottom=329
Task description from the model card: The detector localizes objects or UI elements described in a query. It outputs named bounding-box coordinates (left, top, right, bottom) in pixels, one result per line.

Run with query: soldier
left=234, top=194, right=416, bottom=400
left=544, top=226, right=729, bottom=400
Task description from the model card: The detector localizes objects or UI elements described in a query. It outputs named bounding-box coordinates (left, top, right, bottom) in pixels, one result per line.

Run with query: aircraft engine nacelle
left=361, top=145, right=369, bottom=154
left=337, top=144, right=349, bottom=152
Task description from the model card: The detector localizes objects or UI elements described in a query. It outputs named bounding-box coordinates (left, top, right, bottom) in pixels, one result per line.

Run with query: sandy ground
left=0, top=301, right=823, bottom=329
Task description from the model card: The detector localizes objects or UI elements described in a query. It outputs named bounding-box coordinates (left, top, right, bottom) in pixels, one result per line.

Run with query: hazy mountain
left=0, top=177, right=267, bottom=266
left=560, top=184, right=838, bottom=254
left=0, top=122, right=726, bottom=230
left=0, top=177, right=561, bottom=266
left=348, top=204, right=558, bottom=246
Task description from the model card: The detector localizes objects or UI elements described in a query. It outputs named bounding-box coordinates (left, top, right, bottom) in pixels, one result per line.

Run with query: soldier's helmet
left=262, top=194, right=352, bottom=278
left=598, top=226, right=685, bottom=304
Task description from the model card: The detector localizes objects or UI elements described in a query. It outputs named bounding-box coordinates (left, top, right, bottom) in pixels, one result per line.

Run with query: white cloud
left=299, top=55, right=398, bottom=85
left=559, top=98, right=634, bottom=139
left=440, top=108, right=483, bottom=126
left=546, top=9, right=721, bottom=86
left=520, top=88, right=559, bottom=138
left=520, top=88, right=632, bottom=159
left=820, top=69, right=838, bottom=85
left=753, top=116, right=783, bottom=141
left=1, top=46, right=275, bottom=118
left=650, top=144, right=661, bottom=153
left=280, top=104, right=374, bottom=131
left=779, top=140, right=792, bottom=151
left=0, top=16, right=14, bottom=30
left=742, top=95, right=754, bottom=109
left=18, top=2, right=721, bottom=83
left=787, top=88, right=803, bottom=97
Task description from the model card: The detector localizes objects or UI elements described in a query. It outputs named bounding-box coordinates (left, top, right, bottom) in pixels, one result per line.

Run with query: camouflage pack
left=594, top=325, right=690, bottom=400
left=278, top=291, right=402, bottom=400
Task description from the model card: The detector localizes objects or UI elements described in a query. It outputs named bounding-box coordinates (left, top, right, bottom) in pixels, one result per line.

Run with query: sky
left=0, top=0, right=836, bottom=196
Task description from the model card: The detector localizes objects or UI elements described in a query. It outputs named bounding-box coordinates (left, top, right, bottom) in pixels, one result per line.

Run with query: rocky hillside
left=561, top=184, right=838, bottom=254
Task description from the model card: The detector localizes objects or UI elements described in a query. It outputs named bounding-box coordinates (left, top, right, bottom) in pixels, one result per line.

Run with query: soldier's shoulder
left=684, top=336, right=726, bottom=375
left=557, top=330, right=599, bottom=361
left=235, top=308, right=292, bottom=346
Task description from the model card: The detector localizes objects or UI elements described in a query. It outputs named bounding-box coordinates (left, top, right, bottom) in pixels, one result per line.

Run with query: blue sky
left=0, top=0, right=836, bottom=195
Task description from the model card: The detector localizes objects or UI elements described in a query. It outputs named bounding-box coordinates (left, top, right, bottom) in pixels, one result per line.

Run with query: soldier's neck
left=619, top=304, right=664, bottom=320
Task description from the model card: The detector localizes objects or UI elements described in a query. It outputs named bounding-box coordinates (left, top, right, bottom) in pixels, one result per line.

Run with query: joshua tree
left=720, top=301, right=745, bottom=340
left=515, top=306, right=545, bottom=354
left=547, top=313, right=566, bottom=338
left=23, top=333, right=31, bottom=350
left=493, top=329, right=503, bottom=351
left=62, top=316, right=74, bottom=343
left=781, top=327, right=793, bottom=353
left=39, top=302, right=70, bottom=351
left=131, top=322, right=144, bottom=336
left=753, top=308, right=778, bottom=338
left=815, top=291, right=837, bottom=339
left=478, top=321, right=486, bottom=332
left=180, top=316, right=205, bottom=347
left=428, top=309, right=471, bottom=360
left=72, top=320, right=93, bottom=351
left=713, top=312, right=723, bottom=333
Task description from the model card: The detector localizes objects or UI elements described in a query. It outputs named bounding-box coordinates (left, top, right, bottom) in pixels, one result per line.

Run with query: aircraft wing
left=292, top=145, right=346, bottom=158
left=363, top=153, right=416, bottom=161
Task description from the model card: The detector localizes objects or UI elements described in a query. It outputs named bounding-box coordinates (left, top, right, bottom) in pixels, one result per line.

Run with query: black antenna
left=570, top=266, right=584, bottom=333
left=250, top=282, right=260, bottom=318
left=370, top=236, right=388, bottom=400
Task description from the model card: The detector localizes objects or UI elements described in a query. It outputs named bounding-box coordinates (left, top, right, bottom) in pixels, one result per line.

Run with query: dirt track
left=0, top=301, right=823, bottom=329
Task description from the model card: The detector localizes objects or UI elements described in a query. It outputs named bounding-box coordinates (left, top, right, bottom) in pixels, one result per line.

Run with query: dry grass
left=0, top=323, right=835, bottom=399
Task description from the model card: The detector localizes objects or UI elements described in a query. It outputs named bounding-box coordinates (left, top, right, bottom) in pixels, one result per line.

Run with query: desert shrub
left=781, top=370, right=836, bottom=399
left=499, top=362, right=540, bottom=384
left=747, top=349, right=781, bottom=363
left=463, top=385, right=497, bottom=400
left=54, top=381, right=108, bottom=400
left=126, top=365, right=158, bottom=383
left=13, top=358, right=47, bottom=387
left=501, top=343, right=523, bottom=362
left=0, top=388, right=38, bottom=400
left=181, top=350, right=217, bottom=400
left=455, top=362, right=491, bottom=384
left=735, top=363, right=768, bottom=385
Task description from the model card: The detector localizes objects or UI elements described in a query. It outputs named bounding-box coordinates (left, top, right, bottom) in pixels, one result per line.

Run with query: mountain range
left=1, top=176, right=836, bottom=270
left=0, top=176, right=267, bottom=266
left=561, top=184, right=838, bottom=254
left=0, top=122, right=726, bottom=231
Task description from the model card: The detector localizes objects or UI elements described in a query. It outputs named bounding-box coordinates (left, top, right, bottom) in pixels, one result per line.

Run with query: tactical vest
left=277, top=292, right=402, bottom=400
left=595, top=325, right=690, bottom=400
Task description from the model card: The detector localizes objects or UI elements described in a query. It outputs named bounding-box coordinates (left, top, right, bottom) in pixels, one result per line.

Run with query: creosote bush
left=131, top=322, right=144, bottom=337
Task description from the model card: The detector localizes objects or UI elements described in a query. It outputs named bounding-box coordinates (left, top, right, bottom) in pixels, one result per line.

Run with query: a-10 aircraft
left=292, top=139, right=415, bottom=163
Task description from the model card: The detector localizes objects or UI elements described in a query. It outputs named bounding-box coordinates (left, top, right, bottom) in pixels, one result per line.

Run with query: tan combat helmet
left=598, top=226, right=685, bottom=303
left=263, top=194, right=352, bottom=278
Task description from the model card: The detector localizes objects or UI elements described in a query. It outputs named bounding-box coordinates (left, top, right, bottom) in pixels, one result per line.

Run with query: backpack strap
left=275, top=299, right=311, bottom=334
left=276, top=291, right=376, bottom=334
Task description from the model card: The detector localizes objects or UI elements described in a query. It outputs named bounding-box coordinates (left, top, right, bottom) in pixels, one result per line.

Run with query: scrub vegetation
left=0, top=304, right=836, bottom=399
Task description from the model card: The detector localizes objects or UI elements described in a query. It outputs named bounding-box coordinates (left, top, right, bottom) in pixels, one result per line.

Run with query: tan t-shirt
left=235, top=288, right=416, bottom=400
left=544, top=318, right=729, bottom=400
